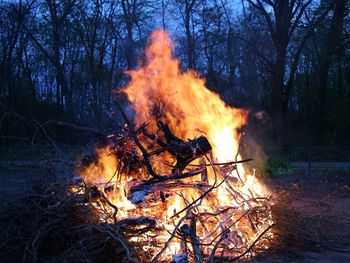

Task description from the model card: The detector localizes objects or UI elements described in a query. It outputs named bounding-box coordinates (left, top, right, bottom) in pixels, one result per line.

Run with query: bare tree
left=0, top=0, right=35, bottom=105
left=76, top=0, right=118, bottom=123
left=317, top=0, right=348, bottom=142
left=174, top=0, right=198, bottom=69
left=120, top=0, right=153, bottom=69
left=245, top=0, right=332, bottom=146
left=24, top=0, right=77, bottom=120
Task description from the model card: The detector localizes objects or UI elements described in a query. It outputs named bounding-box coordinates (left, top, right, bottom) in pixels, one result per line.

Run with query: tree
left=120, top=0, right=153, bottom=69
left=76, top=0, right=119, bottom=123
left=24, top=0, right=77, bottom=120
left=174, top=0, right=198, bottom=69
left=0, top=0, right=35, bottom=106
left=245, top=0, right=332, bottom=146
left=317, top=0, right=348, bottom=143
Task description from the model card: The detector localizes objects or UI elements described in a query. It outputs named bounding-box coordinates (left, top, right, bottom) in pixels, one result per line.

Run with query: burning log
left=156, top=121, right=212, bottom=173
left=116, top=103, right=212, bottom=178
left=117, top=217, right=157, bottom=233
left=127, top=173, right=210, bottom=204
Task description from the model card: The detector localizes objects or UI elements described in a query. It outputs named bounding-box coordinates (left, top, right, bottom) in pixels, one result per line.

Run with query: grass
left=266, top=158, right=293, bottom=177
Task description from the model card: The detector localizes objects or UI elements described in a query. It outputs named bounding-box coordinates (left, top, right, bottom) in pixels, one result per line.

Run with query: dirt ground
left=1, top=164, right=350, bottom=262
left=250, top=170, right=350, bottom=263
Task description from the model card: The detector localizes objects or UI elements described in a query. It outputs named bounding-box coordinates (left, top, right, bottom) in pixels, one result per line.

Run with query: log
left=127, top=175, right=210, bottom=204
left=157, top=122, right=212, bottom=173
left=117, top=216, right=157, bottom=234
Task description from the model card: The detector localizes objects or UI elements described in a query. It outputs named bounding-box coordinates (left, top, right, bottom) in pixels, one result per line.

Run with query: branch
left=246, top=0, right=276, bottom=42
left=289, top=0, right=313, bottom=41
left=116, top=102, right=162, bottom=179
left=232, top=223, right=275, bottom=261
left=236, top=35, right=274, bottom=74
left=286, top=2, right=334, bottom=98
left=190, top=216, right=203, bottom=263
left=23, top=24, right=56, bottom=66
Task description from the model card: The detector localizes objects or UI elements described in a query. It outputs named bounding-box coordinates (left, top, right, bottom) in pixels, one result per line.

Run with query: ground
left=0, top=162, right=350, bottom=262
left=250, top=170, right=350, bottom=263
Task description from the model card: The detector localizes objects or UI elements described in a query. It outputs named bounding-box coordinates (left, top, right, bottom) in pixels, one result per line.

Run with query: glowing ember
left=76, top=29, right=273, bottom=262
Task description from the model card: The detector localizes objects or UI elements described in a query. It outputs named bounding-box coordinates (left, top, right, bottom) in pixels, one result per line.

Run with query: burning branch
left=116, top=102, right=163, bottom=180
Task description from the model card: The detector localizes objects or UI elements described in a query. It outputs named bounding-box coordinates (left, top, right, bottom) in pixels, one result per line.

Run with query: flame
left=80, top=147, right=117, bottom=185
left=123, top=30, right=247, bottom=164
left=77, top=29, right=272, bottom=261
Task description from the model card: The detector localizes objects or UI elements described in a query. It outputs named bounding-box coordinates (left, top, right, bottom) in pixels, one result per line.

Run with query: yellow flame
left=122, top=30, right=247, bottom=161
left=78, top=29, right=271, bottom=261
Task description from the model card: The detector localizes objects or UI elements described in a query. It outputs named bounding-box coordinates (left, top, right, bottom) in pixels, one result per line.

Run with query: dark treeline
left=0, top=0, right=349, bottom=148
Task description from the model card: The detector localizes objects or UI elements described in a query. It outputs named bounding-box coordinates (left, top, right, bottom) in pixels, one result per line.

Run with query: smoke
left=241, top=110, right=273, bottom=179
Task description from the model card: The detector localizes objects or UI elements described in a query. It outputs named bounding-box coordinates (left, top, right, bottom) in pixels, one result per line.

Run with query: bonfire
left=74, top=29, right=274, bottom=262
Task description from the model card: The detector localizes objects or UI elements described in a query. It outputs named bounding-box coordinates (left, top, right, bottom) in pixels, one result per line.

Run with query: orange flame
left=122, top=29, right=247, bottom=163
left=78, top=29, right=272, bottom=261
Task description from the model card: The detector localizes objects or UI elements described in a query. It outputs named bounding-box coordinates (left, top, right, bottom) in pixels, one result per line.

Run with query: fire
left=76, top=29, right=273, bottom=261
left=123, top=30, right=246, bottom=165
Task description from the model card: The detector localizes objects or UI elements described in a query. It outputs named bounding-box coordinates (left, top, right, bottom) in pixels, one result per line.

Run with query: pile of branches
left=73, top=106, right=274, bottom=262
left=0, top=107, right=273, bottom=262
left=0, top=177, right=133, bottom=263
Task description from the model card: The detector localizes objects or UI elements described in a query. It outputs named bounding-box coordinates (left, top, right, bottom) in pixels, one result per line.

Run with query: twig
left=209, top=235, right=226, bottom=263
left=232, top=224, right=275, bottom=261
left=170, top=164, right=228, bottom=219
left=187, top=158, right=253, bottom=167
left=189, top=216, right=203, bottom=263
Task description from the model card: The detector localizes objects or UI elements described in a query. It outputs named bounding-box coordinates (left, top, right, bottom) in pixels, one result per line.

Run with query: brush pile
left=73, top=108, right=274, bottom=262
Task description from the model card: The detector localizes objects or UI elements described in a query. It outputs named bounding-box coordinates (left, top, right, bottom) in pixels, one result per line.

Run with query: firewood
left=127, top=175, right=210, bottom=204
left=157, top=122, right=212, bottom=173
left=72, top=103, right=275, bottom=263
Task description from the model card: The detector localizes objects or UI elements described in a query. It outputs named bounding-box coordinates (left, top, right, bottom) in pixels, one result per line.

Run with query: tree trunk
left=317, top=0, right=347, bottom=143
left=272, top=43, right=288, bottom=148
left=184, top=0, right=196, bottom=69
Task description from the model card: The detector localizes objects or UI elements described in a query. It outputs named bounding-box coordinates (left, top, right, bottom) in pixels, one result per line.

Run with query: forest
left=0, top=0, right=349, bottom=150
